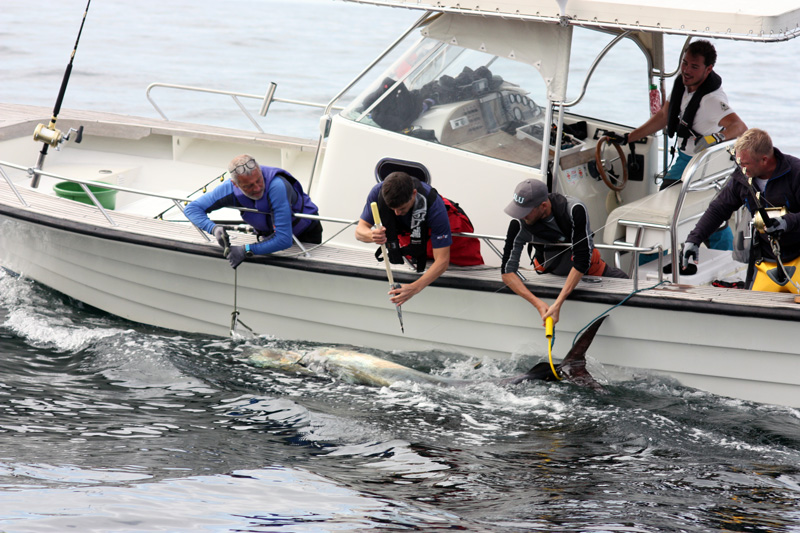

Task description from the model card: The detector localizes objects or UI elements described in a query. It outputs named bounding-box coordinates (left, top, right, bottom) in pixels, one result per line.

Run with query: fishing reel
left=754, top=206, right=787, bottom=234
left=33, top=123, right=83, bottom=150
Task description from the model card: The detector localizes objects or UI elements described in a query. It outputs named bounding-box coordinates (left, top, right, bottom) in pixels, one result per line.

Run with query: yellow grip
left=545, top=316, right=561, bottom=380
left=370, top=202, right=382, bottom=226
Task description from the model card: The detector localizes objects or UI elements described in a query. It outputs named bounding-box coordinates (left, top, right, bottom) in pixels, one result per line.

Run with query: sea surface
left=1, top=1, right=800, bottom=532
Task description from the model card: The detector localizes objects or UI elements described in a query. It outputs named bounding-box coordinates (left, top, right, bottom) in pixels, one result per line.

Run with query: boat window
left=566, top=27, right=652, bottom=129
left=341, top=38, right=557, bottom=169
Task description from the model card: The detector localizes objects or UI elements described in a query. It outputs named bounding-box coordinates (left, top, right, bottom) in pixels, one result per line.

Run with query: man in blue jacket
left=185, top=154, right=321, bottom=268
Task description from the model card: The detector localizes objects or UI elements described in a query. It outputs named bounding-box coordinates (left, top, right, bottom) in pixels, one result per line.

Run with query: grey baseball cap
left=504, top=179, right=549, bottom=218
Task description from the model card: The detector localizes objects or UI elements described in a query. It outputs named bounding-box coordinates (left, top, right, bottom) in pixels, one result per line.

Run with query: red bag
left=399, top=197, right=484, bottom=266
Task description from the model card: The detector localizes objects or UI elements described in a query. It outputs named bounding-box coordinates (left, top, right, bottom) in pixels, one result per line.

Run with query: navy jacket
left=687, top=147, right=800, bottom=262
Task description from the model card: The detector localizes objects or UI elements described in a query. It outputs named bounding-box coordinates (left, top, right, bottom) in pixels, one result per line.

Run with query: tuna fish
left=249, top=316, right=607, bottom=392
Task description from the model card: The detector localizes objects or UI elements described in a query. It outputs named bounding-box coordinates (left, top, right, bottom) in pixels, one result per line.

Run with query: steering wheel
left=595, top=136, right=628, bottom=192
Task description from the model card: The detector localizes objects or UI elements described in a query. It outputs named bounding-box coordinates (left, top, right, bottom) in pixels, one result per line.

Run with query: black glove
left=606, top=131, right=628, bottom=145
left=681, top=242, right=699, bottom=269
left=227, top=245, right=246, bottom=269
left=765, top=215, right=787, bottom=236
left=212, top=225, right=230, bottom=251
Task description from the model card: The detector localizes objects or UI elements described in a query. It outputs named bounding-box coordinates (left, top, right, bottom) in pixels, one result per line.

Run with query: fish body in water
left=250, top=316, right=607, bottom=392
left=250, top=347, right=449, bottom=388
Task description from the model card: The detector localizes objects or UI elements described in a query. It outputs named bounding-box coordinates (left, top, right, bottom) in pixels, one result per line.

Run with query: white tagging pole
left=371, top=202, right=404, bottom=334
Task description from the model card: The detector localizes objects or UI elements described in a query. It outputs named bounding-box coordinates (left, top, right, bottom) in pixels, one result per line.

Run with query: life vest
left=378, top=185, right=484, bottom=271
left=232, top=166, right=318, bottom=236
left=533, top=248, right=606, bottom=277
left=666, top=71, right=722, bottom=151
left=438, top=198, right=484, bottom=266
left=377, top=177, right=435, bottom=272
left=527, top=195, right=602, bottom=275
left=399, top=197, right=484, bottom=267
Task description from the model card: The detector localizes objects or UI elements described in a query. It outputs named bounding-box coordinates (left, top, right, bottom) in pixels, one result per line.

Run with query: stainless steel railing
left=669, top=141, right=736, bottom=282
left=145, top=82, right=343, bottom=133
left=0, top=160, right=211, bottom=239
left=0, top=158, right=662, bottom=289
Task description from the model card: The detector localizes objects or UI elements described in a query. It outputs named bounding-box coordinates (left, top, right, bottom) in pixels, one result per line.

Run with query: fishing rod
left=744, top=176, right=795, bottom=286
left=30, top=0, right=92, bottom=188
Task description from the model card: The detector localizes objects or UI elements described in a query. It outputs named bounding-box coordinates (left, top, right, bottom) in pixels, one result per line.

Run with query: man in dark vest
left=610, top=39, right=747, bottom=250
left=683, top=128, right=800, bottom=293
left=355, top=171, right=482, bottom=305
left=501, top=179, right=627, bottom=326
left=185, top=154, right=321, bottom=269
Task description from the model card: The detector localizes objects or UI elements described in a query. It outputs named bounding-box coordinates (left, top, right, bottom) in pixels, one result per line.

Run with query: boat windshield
left=341, top=38, right=557, bottom=169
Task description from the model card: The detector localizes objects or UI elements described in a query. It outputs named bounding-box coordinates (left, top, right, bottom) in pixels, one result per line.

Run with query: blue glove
left=606, top=131, right=628, bottom=145
left=765, top=215, right=787, bottom=236
left=227, top=245, right=246, bottom=269
left=694, top=132, right=724, bottom=151
left=681, top=242, right=699, bottom=269
left=212, top=225, right=230, bottom=251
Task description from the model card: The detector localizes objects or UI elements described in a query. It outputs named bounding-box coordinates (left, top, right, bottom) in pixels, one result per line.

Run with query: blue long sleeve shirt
left=184, top=178, right=295, bottom=255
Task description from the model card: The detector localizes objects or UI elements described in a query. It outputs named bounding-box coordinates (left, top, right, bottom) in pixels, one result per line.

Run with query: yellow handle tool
left=546, top=316, right=561, bottom=380
left=371, top=202, right=404, bottom=334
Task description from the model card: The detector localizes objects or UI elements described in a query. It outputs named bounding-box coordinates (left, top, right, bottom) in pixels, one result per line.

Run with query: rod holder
left=259, top=82, right=277, bottom=117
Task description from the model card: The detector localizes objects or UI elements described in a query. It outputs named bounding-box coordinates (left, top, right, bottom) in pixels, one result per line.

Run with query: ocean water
left=1, top=1, right=800, bottom=531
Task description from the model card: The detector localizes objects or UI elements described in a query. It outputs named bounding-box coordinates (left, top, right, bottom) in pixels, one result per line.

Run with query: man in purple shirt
left=185, top=154, right=320, bottom=268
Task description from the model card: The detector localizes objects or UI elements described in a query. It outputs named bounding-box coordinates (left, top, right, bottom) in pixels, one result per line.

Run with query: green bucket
left=53, top=181, right=117, bottom=210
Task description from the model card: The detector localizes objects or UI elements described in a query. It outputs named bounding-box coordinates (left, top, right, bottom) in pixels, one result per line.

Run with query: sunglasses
left=230, top=159, right=257, bottom=176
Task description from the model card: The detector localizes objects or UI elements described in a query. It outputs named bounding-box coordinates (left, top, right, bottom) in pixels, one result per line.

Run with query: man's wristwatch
left=245, top=244, right=254, bottom=258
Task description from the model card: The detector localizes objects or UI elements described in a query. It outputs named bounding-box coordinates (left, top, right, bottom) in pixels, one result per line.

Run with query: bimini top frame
left=340, top=0, right=800, bottom=42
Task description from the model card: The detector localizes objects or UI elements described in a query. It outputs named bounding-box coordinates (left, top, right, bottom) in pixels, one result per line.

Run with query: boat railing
left=512, top=238, right=661, bottom=291
left=295, top=213, right=660, bottom=289
left=144, top=82, right=342, bottom=133
left=309, top=10, right=434, bottom=187
left=0, top=160, right=209, bottom=238
left=669, top=140, right=736, bottom=282
left=0, top=159, right=659, bottom=288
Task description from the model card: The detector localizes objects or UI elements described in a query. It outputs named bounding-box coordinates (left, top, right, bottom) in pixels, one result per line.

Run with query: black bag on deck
left=362, top=77, right=422, bottom=132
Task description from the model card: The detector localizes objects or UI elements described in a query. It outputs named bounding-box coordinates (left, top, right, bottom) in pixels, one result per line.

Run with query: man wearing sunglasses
left=681, top=128, right=800, bottom=292
left=185, top=154, right=321, bottom=268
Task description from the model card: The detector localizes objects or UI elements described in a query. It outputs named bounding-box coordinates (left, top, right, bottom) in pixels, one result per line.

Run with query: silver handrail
left=562, top=31, right=632, bottom=108
left=308, top=10, right=435, bottom=188
left=0, top=159, right=659, bottom=291
left=145, top=82, right=342, bottom=133
left=0, top=160, right=206, bottom=236
left=669, top=140, right=736, bottom=282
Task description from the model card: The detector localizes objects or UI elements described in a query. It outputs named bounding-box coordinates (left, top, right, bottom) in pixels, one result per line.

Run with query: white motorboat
left=1, top=1, right=799, bottom=408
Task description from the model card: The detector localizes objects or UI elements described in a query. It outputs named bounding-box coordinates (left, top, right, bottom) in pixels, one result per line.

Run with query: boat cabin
left=311, top=1, right=800, bottom=282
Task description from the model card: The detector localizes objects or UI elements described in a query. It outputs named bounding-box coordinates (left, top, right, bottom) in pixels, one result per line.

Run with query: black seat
left=374, top=158, right=431, bottom=184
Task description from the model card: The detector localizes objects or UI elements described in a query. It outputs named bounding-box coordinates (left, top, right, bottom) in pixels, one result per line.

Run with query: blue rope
left=571, top=280, right=668, bottom=346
